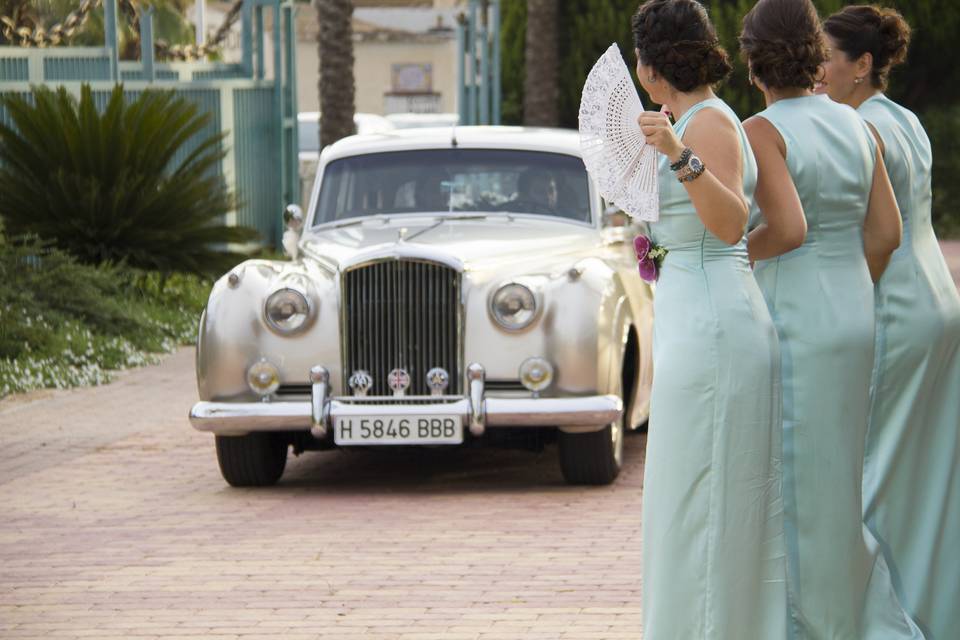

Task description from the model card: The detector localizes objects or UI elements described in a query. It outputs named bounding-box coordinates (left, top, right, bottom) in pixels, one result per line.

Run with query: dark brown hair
left=739, top=0, right=827, bottom=90
left=823, top=5, right=911, bottom=90
left=631, top=0, right=732, bottom=92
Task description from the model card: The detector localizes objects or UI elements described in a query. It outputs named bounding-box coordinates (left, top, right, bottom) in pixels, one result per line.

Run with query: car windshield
left=313, top=149, right=592, bottom=224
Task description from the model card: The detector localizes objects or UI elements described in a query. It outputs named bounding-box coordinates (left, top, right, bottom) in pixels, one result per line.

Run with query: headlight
left=264, top=288, right=312, bottom=334
left=489, top=282, right=539, bottom=331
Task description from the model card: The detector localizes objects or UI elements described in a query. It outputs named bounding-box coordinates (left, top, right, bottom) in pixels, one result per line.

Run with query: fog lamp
left=247, top=359, right=280, bottom=397
left=519, top=357, right=554, bottom=393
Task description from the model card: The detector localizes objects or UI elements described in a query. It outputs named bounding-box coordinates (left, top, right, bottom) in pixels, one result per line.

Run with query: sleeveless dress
left=858, top=94, right=960, bottom=640
left=751, top=94, right=924, bottom=640
left=642, top=97, right=787, bottom=639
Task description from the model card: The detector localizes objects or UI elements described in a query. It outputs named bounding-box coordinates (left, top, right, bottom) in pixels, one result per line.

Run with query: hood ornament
left=348, top=370, right=373, bottom=397
left=426, top=367, right=450, bottom=396
left=388, top=368, right=411, bottom=397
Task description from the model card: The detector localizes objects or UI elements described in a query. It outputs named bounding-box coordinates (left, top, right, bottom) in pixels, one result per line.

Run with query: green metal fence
left=0, top=0, right=298, bottom=247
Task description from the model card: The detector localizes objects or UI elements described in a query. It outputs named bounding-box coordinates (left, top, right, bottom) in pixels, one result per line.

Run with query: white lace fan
left=579, top=43, right=660, bottom=222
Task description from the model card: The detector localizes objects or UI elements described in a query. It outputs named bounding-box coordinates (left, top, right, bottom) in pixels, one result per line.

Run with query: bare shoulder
left=683, top=107, right=738, bottom=146
left=742, top=115, right=785, bottom=155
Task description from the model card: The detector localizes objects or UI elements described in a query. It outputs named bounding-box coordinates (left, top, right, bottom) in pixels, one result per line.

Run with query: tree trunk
left=315, top=0, right=356, bottom=148
left=522, top=0, right=559, bottom=127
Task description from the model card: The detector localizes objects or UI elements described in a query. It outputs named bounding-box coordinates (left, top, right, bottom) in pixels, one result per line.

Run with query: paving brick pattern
left=1, top=242, right=957, bottom=640
left=0, top=349, right=645, bottom=639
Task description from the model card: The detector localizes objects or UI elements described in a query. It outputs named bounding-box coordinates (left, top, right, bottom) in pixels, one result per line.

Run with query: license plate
left=333, top=415, right=463, bottom=445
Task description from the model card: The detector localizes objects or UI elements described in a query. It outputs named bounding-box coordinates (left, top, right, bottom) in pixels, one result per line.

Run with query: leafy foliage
left=0, top=235, right=209, bottom=398
left=501, top=0, right=960, bottom=236
left=500, top=0, right=526, bottom=125
left=0, top=84, right=258, bottom=275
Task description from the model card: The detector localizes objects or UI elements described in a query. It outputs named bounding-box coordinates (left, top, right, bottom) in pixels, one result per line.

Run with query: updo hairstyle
left=823, top=5, right=911, bottom=90
left=631, top=0, right=732, bottom=92
left=739, top=0, right=827, bottom=90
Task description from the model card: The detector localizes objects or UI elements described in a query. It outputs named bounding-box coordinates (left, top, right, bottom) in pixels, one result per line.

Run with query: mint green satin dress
left=751, top=94, right=923, bottom=639
left=642, top=98, right=787, bottom=639
left=859, top=94, right=960, bottom=640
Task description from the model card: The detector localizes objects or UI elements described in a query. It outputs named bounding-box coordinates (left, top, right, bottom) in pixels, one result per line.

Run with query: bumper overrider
left=189, top=363, right=623, bottom=438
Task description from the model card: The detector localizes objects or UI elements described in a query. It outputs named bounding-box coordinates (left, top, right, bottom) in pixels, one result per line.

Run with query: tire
left=215, top=433, right=288, bottom=487
left=558, top=378, right=625, bottom=485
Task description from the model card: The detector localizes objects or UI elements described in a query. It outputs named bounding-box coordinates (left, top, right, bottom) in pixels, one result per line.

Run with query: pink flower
left=634, top=234, right=651, bottom=260
left=639, top=257, right=658, bottom=283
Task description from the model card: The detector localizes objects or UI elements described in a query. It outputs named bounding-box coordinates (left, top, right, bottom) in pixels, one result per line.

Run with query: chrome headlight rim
left=263, top=286, right=316, bottom=335
left=488, top=281, right=542, bottom=332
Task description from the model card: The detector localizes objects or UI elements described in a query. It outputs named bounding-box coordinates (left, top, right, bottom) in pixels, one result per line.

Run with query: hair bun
left=739, top=0, right=826, bottom=90
left=631, top=0, right=731, bottom=92
left=823, top=5, right=911, bottom=90
left=877, top=8, right=911, bottom=67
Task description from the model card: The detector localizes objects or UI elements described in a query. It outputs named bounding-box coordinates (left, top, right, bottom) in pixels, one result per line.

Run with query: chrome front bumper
left=190, top=364, right=622, bottom=437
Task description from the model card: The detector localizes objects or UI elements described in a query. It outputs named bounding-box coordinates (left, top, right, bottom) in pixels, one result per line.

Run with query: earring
left=854, top=77, right=864, bottom=84
left=648, top=74, right=656, bottom=83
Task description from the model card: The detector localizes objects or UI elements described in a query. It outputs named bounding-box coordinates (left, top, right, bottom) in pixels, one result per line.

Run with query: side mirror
left=283, top=204, right=304, bottom=233
left=282, top=204, right=304, bottom=259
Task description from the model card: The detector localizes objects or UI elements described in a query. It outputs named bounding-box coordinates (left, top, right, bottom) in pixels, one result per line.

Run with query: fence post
left=140, top=6, right=155, bottom=83
left=478, top=19, right=488, bottom=125
left=467, top=0, right=478, bottom=125
left=456, top=16, right=466, bottom=124
left=491, top=0, right=501, bottom=125
left=104, top=0, right=120, bottom=81
left=255, top=4, right=265, bottom=80
left=284, top=1, right=299, bottom=216
left=241, top=0, right=254, bottom=77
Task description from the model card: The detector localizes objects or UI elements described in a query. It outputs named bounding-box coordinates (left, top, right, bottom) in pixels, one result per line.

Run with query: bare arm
left=744, top=116, right=807, bottom=262
left=639, top=109, right=749, bottom=245
left=863, top=144, right=901, bottom=282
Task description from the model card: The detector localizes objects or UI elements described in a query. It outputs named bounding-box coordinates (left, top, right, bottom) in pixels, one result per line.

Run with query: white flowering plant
left=0, top=237, right=209, bottom=399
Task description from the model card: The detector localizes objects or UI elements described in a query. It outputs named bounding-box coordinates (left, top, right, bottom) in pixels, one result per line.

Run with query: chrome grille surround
left=341, top=259, right=463, bottom=398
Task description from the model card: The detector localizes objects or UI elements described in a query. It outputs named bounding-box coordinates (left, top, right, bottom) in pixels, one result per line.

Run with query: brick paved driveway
left=2, top=242, right=957, bottom=640
left=0, top=349, right=644, bottom=640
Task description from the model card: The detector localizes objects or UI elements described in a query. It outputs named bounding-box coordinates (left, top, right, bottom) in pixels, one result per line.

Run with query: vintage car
left=190, top=126, right=654, bottom=487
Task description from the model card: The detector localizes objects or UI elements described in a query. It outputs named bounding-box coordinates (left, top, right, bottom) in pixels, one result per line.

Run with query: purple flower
left=634, top=234, right=652, bottom=260
left=638, top=258, right=658, bottom=283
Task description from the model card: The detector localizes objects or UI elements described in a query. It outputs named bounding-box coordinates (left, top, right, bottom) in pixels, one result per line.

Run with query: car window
left=313, top=149, right=592, bottom=224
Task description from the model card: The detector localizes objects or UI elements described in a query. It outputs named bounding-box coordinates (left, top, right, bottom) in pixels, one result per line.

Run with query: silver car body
left=191, top=126, right=654, bottom=480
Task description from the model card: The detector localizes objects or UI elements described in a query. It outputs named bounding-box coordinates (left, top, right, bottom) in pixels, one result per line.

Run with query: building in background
left=193, top=1, right=461, bottom=116
left=297, top=0, right=461, bottom=116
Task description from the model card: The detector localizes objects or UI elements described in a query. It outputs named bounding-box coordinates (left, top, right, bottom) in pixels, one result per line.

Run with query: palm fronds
left=0, top=84, right=258, bottom=276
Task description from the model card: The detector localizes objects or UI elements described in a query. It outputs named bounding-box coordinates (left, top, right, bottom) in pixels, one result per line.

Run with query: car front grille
left=342, top=259, right=462, bottom=397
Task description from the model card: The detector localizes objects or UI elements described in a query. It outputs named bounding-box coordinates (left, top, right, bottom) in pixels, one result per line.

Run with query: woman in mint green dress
left=631, top=2, right=786, bottom=637
left=821, top=7, right=960, bottom=639
left=740, top=1, right=922, bottom=638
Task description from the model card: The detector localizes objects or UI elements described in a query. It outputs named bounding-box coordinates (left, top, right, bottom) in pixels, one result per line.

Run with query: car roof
left=321, top=126, right=583, bottom=162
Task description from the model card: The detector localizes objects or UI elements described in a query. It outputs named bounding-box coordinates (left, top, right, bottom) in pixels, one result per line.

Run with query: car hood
left=300, top=216, right=601, bottom=273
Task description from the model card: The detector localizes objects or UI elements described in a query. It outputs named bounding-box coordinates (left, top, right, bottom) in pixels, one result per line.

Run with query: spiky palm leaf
left=0, top=84, right=258, bottom=276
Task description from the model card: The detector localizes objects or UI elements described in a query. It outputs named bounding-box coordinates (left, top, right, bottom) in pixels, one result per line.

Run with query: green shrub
left=0, top=236, right=209, bottom=397
left=923, top=105, right=960, bottom=238
left=0, top=83, right=258, bottom=276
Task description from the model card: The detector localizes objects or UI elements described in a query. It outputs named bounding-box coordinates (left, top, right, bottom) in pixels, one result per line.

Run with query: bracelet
left=677, top=161, right=706, bottom=183
left=669, top=148, right=693, bottom=172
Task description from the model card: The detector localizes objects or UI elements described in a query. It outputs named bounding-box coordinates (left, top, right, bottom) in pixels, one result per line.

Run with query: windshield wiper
left=319, top=214, right=392, bottom=230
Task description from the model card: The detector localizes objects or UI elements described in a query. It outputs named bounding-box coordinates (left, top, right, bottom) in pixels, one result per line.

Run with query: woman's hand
left=638, top=111, right=685, bottom=164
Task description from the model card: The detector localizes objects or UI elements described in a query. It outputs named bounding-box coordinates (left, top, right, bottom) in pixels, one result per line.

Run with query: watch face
left=689, top=156, right=704, bottom=172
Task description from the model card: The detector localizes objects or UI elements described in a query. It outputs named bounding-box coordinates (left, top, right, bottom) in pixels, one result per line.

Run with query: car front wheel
left=557, top=380, right=625, bottom=485
left=215, top=433, right=288, bottom=487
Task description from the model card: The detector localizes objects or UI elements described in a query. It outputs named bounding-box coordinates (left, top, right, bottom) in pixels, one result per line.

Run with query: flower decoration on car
left=633, top=234, right=668, bottom=283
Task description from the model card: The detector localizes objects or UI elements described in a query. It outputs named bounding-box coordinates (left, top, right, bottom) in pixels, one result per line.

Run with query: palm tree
left=315, top=0, right=356, bottom=148
left=523, top=0, right=559, bottom=126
